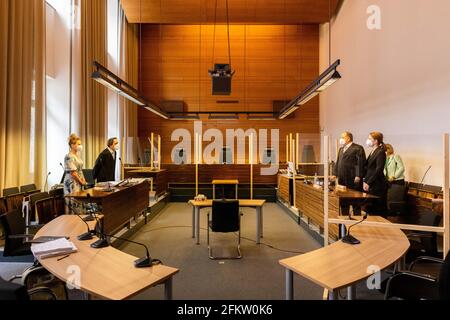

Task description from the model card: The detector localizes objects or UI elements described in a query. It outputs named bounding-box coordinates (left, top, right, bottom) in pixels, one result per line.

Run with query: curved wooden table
left=33, top=215, right=179, bottom=300
left=279, top=216, right=410, bottom=300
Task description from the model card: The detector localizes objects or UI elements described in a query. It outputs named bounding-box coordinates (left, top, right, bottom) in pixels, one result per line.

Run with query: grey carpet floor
left=118, top=202, right=385, bottom=300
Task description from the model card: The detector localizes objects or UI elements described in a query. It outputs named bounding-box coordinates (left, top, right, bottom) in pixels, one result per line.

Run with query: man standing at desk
left=332, top=131, right=366, bottom=215
left=93, top=137, right=119, bottom=183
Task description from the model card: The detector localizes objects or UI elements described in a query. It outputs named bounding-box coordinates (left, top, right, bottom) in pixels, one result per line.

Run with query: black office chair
left=387, top=183, right=407, bottom=216
left=35, top=197, right=57, bottom=225
left=2, top=187, right=19, bottom=197
left=384, top=254, right=450, bottom=300
left=0, top=209, right=34, bottom=257
left=405, top=208, right=442, bottom=263
left=20, top=184, right=39, bottom=194
left=207, top=199, right=242, bottom=260
left=82, top=169, right=95, bottom=188
left=1, top=264, right=66, bottom=300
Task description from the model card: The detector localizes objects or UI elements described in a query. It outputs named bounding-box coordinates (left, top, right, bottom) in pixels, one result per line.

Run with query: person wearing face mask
left=384, top=144, right=405, bottom=185
left=64, top=134, right=87, bottom=213
left=384, top=143, right=406, bottom=216
left=363, top=131, right=388, bottom=215
left=331, top=131, right=366, bottom=215
left=93, top=137, right=119, bottom=183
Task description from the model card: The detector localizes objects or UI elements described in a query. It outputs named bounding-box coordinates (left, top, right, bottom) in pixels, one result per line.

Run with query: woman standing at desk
left=363, top=131, right=388, bottom=216
left=64, top=134, right=87, bottom=213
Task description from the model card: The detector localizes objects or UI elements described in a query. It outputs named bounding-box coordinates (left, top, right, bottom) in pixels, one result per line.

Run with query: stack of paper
left=31, top=237, right=77, bottom=259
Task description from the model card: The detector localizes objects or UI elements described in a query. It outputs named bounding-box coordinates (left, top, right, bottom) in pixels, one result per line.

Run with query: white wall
left=320, top=0, right=450, bottom=186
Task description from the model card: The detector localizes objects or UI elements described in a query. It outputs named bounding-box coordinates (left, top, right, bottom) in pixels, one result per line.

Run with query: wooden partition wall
left=138, top=24, right=321, bottom=164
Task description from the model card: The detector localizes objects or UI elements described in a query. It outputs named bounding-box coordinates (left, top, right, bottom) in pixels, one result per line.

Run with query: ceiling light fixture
left=170, top=113, right=201, bottom=120
left=92, top=61, right=169, bottom=119
left=279, top=59, right=341, bottom=120
left=247, top=113, right=277, bottom=120
left=208, top=113, right=239, bottom=120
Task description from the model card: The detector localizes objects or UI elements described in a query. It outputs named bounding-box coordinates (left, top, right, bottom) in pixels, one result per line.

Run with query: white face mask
left=366, top=139, right=374, bottom=148
left=114, top=144, right=119, bottom=151
left=339, top=138, right=346, bottom=146
left=76, top=145, right=83, bottom=152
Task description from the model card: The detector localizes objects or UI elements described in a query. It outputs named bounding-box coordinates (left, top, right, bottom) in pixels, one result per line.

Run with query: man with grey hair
left=93, top=137, right=119, bottom=182
left=332, top=131, right=366, bottom=215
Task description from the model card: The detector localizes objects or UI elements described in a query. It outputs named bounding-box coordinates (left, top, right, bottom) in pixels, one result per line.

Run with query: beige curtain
left=118, top=6, right=139, bottom=164
left=78, top=0, right=108, bottom=168
left=0, top=0, right=46, bottom=193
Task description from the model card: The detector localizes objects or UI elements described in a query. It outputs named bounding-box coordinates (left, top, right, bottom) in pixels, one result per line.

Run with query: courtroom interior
left=1, top=0, right=449, bottom=301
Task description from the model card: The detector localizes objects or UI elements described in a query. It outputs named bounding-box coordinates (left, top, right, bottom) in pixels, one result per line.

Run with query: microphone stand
left=107, top=234, right=160, bottom=268
left=74, top=212, right=94, bottom=241
left=44, top=172, right=51, bottom=192
left=85, top=194, right=109, bottom=249
left=341, top=214, right=368, bottom=245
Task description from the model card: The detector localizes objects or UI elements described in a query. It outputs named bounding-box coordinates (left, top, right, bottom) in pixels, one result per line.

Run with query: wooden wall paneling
left=138, top=24, right=321, bottom=165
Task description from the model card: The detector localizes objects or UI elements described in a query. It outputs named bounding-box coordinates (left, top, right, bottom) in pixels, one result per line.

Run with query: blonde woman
left=64, top=134, right=86, bottom=213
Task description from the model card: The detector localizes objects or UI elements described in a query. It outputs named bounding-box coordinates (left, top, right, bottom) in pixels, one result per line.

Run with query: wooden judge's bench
left=65, top=181, right=149, bottom=234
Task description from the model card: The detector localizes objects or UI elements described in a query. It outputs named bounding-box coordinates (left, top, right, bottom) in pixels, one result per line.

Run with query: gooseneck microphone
left=106, top=234, right=161, bottom=268
left=44, top=172, right=51, bottom=192
left=60, top=163, right=66, bottom=184
left=342, top=214, right=368, bottom=245
left=74, top=212, right=94, bottom=241
left=418, top=165, right=432, bottom=193
left=85, top=193, right=110, bottom=249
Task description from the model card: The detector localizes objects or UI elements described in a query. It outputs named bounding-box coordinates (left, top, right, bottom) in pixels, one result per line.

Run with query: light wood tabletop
left=189, top=199, right=265, bottom=207
left=212, top=179, right=239, bottom=185
left=279, top=216, right=409, bottom=293
left=33, top=215, right=179, bottom=300
left=189, top=199, right=266, bottom=244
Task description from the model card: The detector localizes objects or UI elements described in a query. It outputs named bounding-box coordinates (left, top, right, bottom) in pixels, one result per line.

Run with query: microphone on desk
left=44, top=172, right=51, bottom=192
left=74, top=212, right=94, bottom=241
left=85, top=193, right=110, bottom=249
left=418, top=165, right=432, bottom=194
left=341, top=213, right=368, bottom=245
left=106, top=234, right=160, bottom=268
left=59, top=163, right=66, bottom=184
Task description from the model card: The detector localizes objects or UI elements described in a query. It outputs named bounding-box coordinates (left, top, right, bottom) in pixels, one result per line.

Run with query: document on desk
left=31, top=237, right=77, bottom=259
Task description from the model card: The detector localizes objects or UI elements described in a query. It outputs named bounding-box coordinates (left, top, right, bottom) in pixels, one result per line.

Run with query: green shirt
left=384, top=154, right=405, bottom=181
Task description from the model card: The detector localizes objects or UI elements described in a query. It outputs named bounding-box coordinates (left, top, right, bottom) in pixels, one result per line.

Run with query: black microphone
left=59, top=163, right=66, bottom=184
left=74, top=212, right=94, bottom=241
left=106, top=234, right=160, bottom=268
left=341, top=214, right=368, bottom=245
left=44, top=172, right=51, bottom=192
left=418, top=165, right=432, bottom=193
left=86, top=193, right=109, bottom=249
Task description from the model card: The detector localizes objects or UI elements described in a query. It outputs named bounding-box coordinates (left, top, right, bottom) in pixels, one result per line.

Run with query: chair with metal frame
left=207, top=199, right=243, bottom=260
left=0, top=209, right=35, bottom=257
left=384, top=254, right=450, bottom=300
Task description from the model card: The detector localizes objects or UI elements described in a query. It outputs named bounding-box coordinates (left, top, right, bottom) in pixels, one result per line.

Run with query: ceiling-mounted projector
left=208, top=64, right=235, bottom=95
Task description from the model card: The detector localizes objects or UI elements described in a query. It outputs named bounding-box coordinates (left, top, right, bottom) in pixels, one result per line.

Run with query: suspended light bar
left=247, top=113, right=276, bottom=120
left=279, top=59, right=341, bottom=120
left=208, top=113, right=239, bottom=120
left=91, top=61, right=169, bottom=119
left=170, top=113, right=200, bottom=120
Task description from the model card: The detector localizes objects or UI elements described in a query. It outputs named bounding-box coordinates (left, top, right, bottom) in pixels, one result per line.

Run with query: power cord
left=141, top=225, right=305, bottom=254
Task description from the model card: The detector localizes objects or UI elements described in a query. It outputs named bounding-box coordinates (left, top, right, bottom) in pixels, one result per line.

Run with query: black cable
left=140, top=225, right=305, bottom=254
left=225, top=0, right=232, bottom=68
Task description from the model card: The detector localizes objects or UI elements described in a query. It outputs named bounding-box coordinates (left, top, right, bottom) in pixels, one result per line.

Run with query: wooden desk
left=188, top=199, right=265, bottom=245
left=212, top=179, right=239, bottom=199
left=66, top=182, right=149, bottom=234
left=279, top=216, right=409, bottom=300
left=295, top=182, right=378, bottom=239
left=33, top=215, right=179, bottom=300
left=124, top=168, right=168, bottom=197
